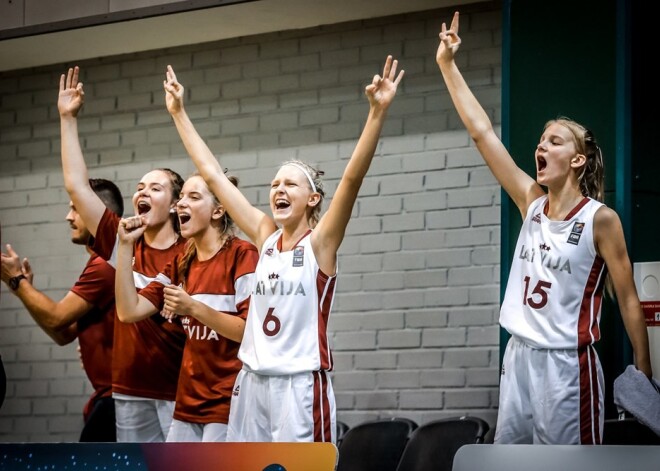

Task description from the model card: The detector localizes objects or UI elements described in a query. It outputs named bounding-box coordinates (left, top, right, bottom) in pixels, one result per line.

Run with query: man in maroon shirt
left=1, top=178, right=123, bottom=442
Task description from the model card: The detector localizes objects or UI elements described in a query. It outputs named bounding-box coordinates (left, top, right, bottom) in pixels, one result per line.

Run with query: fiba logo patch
left=567, top=221, right=584, bottom=246
left=293, top=246, right=304, bottom=267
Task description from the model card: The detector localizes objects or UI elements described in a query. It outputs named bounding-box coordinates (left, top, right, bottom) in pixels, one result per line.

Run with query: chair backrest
left=336, top=417, right=418, bottom=471
left=603, top=417, right=660, bottom=445
left=395, top=416, right=490, bottom=471
left=336, top=420, right=350, bottom=447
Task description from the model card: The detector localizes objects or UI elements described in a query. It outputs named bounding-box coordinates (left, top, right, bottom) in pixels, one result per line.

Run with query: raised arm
left=595, top=207, right=652, bottom=378
left=312, top=55, right=404, bottom=274
left=59, top=67, right=107, bottom=236
left=114, top=216, right=159, bottom=322
left=164, top=66, right=276, bottom=248
left=436, top=12, right=542, bottom=217
left=1, top=245, right=80, bottom=345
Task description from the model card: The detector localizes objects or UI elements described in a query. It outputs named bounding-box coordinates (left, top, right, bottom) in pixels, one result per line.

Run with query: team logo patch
left=269, top=273, right=279, bottom=280
left=567, top=221, right=584, bottom=245
left=293, top=246, right=304, bottom=267
left=539, top=243, right=550, bottom=252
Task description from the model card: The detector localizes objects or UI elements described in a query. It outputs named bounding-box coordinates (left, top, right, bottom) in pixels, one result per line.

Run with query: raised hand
left=365, top=55, right=405, bottom=111
left=164, top=65, right=185, bottom=115
left=163, top=284, right=194, bottom=317
left=436, top=11, right=461, bottom=66
left=117, top=215, right=148, bottom=245
left=21, top=257, right=33, bottom=284
left=58, top=66, right=85, bottom=118
left=1, top=244, right=23, bottom=284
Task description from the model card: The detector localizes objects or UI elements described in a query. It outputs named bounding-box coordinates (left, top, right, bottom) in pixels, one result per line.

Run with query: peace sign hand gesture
left=365, top=55, right=405, bottom=112
left=164, top=65, right=185, bottom=115
left=436, top=11, right=462, bottom=67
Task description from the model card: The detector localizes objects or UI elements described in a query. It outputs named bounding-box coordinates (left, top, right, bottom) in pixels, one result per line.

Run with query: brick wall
left=0, top=3, right=502, bottom=441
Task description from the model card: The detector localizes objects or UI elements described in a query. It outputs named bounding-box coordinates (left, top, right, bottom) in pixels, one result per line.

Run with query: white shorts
left=113, top=394, right=175, bottom=443
left=494, top=336, right=604, bottom=444
left=166, top=419, right=228, bottom=442
left=227, top=369, right=335, bottom=443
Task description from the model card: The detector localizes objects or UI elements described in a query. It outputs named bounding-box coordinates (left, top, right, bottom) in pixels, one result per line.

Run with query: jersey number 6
left=263, top=307, right=282, bottom=337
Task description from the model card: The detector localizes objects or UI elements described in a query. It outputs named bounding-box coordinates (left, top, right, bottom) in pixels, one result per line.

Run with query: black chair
left=394, top=416, right=490, bottom=471
left=336, top=420, right=350, bottom=446
left=603, top=417, right=660, bottom=445
left=336, top=417, right=418, bottom=471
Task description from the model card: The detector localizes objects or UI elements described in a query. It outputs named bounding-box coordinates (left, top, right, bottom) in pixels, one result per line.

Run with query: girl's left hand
left=164, top=65, right=185, bottom=115
left=163, top=284, right=194, bottom=317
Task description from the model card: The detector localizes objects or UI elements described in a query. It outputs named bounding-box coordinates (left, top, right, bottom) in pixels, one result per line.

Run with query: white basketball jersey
left=500, top=196, right=607, bottom=349
left=239, top=229, right=336, bottom=375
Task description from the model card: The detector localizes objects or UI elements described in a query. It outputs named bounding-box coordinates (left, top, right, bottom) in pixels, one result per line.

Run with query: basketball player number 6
left=263, top=307, right=281, bottom=336
left=523, top=276, right=552, bottom=309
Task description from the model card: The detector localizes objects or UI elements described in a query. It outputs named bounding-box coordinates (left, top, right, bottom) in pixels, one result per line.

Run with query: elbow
left=45, top=315, right=73, bottom=333
left=233, top=320, right=247, bottom=343
left=64, top=184, right=88, bottom=204
left=53, top=335, right=73, bottom=347
left=115, top=307, right=135, bottom=324
left=50, top=323, right=76, bottom=346
left=469, top=123, right=494, bottom=144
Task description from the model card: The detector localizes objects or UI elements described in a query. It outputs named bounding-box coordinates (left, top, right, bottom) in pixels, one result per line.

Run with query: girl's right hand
left=118, top=215, right=147, bottom=244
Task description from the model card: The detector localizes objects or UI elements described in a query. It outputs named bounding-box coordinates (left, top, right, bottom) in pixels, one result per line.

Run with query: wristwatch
left=8, top=274, right=27, bottom=291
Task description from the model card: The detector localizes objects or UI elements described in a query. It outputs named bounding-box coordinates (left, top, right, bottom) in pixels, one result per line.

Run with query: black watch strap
left=9, top=274, right=27, bottom=291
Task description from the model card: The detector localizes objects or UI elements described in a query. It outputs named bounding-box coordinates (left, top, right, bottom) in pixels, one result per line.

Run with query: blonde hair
left=544, top=118, right=605, bottom=202
left=545, top=118, right=613, bottom=297
left=280, top=159, right=325, bottom=227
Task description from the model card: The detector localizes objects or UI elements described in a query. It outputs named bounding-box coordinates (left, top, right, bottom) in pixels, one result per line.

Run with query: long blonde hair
left=544, top=118, right=605, bottom=202
left=545, top=118, right=613, bottom=297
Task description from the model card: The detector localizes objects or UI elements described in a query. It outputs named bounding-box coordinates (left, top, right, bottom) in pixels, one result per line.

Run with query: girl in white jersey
left=437, top=12, right=652, bottom=444
left=163, top=56, right=404, bottom=443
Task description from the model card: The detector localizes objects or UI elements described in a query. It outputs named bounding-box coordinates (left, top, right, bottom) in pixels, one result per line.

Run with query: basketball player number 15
left=523, top=276, right=552, bottom=309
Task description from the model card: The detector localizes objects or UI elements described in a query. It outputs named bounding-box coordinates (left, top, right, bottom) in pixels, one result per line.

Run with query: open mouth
left=275, top=199, right=290, bottom=210
left=536, top=156, right=547, bottom=172
left=178, top=213, right=191, bottom=225
left=137, top=200, right=151, bottom=215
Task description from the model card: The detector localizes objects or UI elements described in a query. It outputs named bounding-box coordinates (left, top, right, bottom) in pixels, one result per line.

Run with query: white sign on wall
left=633, top=261, right=660, bottom=380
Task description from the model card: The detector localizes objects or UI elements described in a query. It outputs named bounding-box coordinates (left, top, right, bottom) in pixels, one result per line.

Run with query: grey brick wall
left=0, top=3, right=502, bottom=441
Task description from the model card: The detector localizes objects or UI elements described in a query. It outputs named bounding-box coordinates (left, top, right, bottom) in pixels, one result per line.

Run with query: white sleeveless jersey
left=239, top=229, right=336, bottom=375
left=500, top=196, right=607, bottom=349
